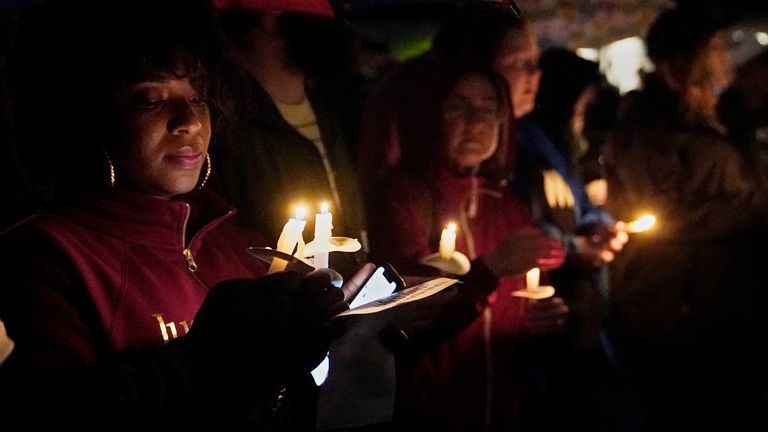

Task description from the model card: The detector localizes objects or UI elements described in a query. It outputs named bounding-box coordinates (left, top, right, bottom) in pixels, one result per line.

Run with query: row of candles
left=271, top=203, right=655, bottom=385
left=441, top=214, right=657, bottom=298
left=271, top=201, right=656, bottom=298
left=439, top=214, right=655, bottom=261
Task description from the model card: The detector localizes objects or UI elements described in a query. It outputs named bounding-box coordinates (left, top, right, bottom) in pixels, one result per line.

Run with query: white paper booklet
left=337, top=277, right=460, bottom=317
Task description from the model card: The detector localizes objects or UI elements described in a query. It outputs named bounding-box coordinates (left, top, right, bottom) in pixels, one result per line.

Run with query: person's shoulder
left=211, top=219, right=268, bottom=248
left=0, top=211, right=76, bottom=264
left=0, top=213, right=40, bottom=238
left=683, top=131, right=744, bottom=164
left=385, top=169, right=428, bottom=194
left=194, top=191, right=267, bottom=240
left=369, top=170, right=431, bottom=216
left=0, top=205, right=73, bottom=240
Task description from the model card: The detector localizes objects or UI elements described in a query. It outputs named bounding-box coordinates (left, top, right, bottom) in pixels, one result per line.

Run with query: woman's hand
left=606, top=221, right=629, bottom=253
left=180, top=270, right=359, bottom=389
left=0, top=319, right=14, bottom=366
left=573, top=236, right=615, bottom=268
left=482, top=227, right=565, bottom=277
left=522, top=296, right=569, bottom=335
left=574, top=221, right=629, bottom=268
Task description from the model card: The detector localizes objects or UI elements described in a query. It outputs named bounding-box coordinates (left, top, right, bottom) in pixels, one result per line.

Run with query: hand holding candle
left=588, top=221, right=629, bottom=258
left=268, top=205, right=307, bottom=274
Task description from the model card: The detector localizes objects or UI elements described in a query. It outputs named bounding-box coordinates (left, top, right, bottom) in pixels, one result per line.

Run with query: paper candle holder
left=511, top=285, right=555, bottom=299
left=302, top=236, right=362, bottom=268
left=512, top=267, right=554, bottom=299
left=421, top=251, right=471, bottom=276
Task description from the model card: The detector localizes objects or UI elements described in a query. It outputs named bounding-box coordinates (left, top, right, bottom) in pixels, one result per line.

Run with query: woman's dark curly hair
left=11, top=0, right=230, bottom=193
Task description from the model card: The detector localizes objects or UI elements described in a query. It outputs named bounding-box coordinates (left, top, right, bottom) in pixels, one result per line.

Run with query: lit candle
left=439, top=223, right=457, bottom=260
left=268, top=205, right=307, bottom=274
left=526, top=267, right=540, bottom=292
left=626, top=214, right=656, bottom=233
left=512, top=266, right=554, bottom=299
left=313, top=202, right=333, bottom=269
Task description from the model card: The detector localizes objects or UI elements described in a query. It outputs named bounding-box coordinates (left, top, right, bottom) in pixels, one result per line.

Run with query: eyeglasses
left=443, top=103, right=502, bottom=123
left=498, top=58, right=539, bottom=74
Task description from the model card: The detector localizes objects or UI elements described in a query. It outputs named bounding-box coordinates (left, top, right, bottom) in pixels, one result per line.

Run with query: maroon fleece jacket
left=369, top=169, right=559, bottom=430
left=0, top=188, right=268, bottom=368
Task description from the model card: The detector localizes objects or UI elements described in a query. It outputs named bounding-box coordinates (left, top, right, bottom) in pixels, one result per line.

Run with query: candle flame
left=294, top=205, right=307, bottom=220
left=320, top=202, right=330, bottom=214
left=626, top=214, right=656, bottom=233
left=446, top=223, right=457, bottom=233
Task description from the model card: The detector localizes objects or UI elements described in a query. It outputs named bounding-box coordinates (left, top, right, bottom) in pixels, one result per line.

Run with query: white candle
left=439, top=223, right=457, bottom=260
left=514, top=267, right=554, bottom=299
left=313, top=202, right=333, bottom=269
left=526, top=267, right=540, bottom=292
left=268, top=206, right=307, bottom=274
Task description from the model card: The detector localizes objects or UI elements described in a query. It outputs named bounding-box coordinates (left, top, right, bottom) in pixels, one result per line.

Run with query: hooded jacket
left=370, top=168, right=560, bottom=431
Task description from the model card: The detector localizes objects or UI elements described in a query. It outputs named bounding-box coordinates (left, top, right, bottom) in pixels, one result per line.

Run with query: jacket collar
left=433, top=168, right=487, bottom=208
left=52, top=188, right=235, bottom=249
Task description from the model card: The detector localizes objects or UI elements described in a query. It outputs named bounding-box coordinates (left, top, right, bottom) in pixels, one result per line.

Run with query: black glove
left=168, top=271, right=348, bottom=403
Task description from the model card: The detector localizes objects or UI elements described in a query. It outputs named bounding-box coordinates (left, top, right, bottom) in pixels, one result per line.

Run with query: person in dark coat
left=212, top=0, right=366, bottom=280
left=604, top=6, right=767, bottom=431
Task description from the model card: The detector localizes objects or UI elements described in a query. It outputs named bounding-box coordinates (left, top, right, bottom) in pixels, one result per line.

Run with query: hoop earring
left=199, top=153, right=211, bottom=189
left=102, top=148, right=115, bottom=187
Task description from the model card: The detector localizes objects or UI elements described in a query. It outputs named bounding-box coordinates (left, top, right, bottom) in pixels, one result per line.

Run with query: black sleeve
left=459, top=257, right=500, bottom=303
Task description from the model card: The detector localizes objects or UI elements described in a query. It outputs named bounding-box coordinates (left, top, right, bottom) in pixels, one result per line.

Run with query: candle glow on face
left=439, top=223, right=458, bottom=260
left=626, top=214, right=656, bottom=233
left=526, top=267, right=540, bottom=291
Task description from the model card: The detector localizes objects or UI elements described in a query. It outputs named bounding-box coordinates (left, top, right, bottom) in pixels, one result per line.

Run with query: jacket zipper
left=181, top=203, right=198, bottom=272
left=180, top=202, right=236, bottom=274
left=183, top=248, right=198, bottom=272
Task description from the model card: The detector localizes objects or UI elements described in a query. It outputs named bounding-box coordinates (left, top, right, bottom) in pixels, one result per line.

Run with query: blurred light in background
left=757, top=31, right=768, bottom=46
left=598, top=36, right=650, bottom=95
left=576, top=47, right=599, bottom=62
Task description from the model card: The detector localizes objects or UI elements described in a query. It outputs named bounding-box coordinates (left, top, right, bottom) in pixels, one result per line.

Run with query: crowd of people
left=0, top=0, right=766, bottom=431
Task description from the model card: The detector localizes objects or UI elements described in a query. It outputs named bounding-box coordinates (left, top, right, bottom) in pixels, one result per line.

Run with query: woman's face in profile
left=493, top=27, right=541, bottom=119
left=682, top=32, right=732, bottom=125
left=703, top=32, right=731, bottom=95
left=441, top=73, right=502, bottom=172
left=113, top=72, right=211, bottom=199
